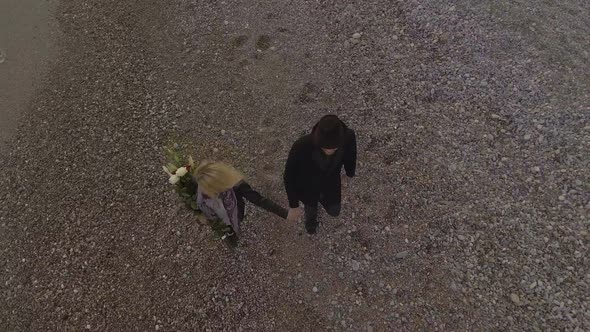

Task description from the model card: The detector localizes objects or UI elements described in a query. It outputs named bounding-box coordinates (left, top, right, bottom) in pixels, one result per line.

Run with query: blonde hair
left=194, top=161, right=244, bottom=197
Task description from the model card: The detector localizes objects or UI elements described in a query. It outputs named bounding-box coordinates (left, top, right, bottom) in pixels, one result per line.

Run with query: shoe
left=305, top=222, right=318, bottom=234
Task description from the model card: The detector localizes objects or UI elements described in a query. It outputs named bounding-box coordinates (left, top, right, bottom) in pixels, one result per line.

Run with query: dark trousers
left=304, top=199, right=341, bottom=230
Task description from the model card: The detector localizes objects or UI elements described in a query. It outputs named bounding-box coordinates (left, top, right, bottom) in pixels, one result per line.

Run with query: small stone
left=385, top=226, right=391, bottom=232
left=457, top=235, right=466, bottom=241
left=86, top=325, right=91, bottom=330
left=529, top=281, right=537, bottom=289
left=580, top=230, right=588, bottom=236
left=510, top=293, right=521, bottom=305
left=221, top=129, right=226, bottom=135
left=313, top=286, right=319, bottom=293
left=532, top=166, right=540, bottom=173
left=338, top=272, right=344, bottom=279
left=350, top=38, right=359, bottom=45
left=352, top=32, right=362, bottom=39
left=352, top=260, right=360, bottom=271
left=155, top=325, right=160, bottom=331
left=524, top=134, right=531, bottom=140
left=558, top=195, right=565, bottom=201
left=213, top=148, right=219, bottom=153
left=395, top=250, right=410, bottom=259
left=223, top=20, right=229, bottom=25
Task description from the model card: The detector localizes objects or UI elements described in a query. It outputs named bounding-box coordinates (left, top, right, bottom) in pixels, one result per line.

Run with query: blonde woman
left=194, top=161, right=288, bottom=243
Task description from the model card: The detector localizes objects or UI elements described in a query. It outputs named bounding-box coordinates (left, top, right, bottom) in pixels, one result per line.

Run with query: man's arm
left=344, top=130, right=357, bottom=178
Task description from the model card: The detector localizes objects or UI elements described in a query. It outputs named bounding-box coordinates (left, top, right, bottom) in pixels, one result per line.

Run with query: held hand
left=287, top=207, right=303, bottom=222
left=341, top=174, right=351, bottom=189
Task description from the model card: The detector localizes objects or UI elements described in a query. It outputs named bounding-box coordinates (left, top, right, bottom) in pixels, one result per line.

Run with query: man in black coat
left=284, top=115, right=357, bottom=234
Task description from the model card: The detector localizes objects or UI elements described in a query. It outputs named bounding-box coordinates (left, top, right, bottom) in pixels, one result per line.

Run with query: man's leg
left=322, top=202, right=341, bottom=217
left=304, top=203, right=319, bottom=234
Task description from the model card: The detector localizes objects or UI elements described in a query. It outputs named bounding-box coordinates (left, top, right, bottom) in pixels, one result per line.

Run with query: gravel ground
left=1, top=0, right=588, bottom=331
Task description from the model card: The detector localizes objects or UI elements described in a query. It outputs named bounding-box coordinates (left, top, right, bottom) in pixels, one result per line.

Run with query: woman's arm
left=283, top=141, right=301, bottom=209
left=234, top=181, right=288, bottom=219
left=344, top=130, right=357, bottom=178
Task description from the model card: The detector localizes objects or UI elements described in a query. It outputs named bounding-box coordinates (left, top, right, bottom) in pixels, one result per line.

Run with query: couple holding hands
left=194, top=114, right=357, bottom=241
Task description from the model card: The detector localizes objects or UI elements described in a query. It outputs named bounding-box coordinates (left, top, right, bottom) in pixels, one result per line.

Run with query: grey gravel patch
left=1, top=0, right=589, bottom=331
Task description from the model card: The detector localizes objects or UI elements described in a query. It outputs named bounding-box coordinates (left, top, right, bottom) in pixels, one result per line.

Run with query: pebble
left=352, top=32, right=362, bottom=39
left=510, top=293, right=521, bottom=305
left=395, top=250, right=410, bottom=259
left=339, top=272, right=344, bottom=279
left=221, top=129, right=226, bottom=135
left=558, top=195, right=565, bottom=201
left=352, top=260, right=360, bottom=271
left=313, top=286, right=319, bottom=293
left=532, top=166, right=540, bottom=173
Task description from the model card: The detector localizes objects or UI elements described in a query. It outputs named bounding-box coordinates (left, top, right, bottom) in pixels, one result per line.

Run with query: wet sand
left=0, top=0, right=59, bottom=154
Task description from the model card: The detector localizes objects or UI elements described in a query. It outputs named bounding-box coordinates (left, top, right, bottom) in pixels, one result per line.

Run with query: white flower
left=175, top=167, right=188, bottom=177
left=169, top=175, right=180, bottom=184
left=162, top=166, right=172, bottom=176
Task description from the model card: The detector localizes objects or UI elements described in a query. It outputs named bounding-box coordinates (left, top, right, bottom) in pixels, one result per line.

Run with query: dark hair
left=314, top=115, right=344, bottom=148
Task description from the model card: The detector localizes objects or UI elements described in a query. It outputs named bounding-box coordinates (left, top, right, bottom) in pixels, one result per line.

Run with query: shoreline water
left=0, top=0, right=59, bottom=155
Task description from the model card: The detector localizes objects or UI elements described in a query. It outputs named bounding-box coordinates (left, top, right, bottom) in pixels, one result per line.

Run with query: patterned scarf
left=196, top=186, right=241, bottom=234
